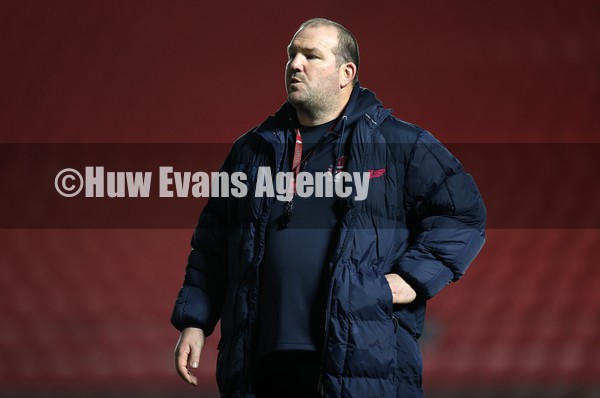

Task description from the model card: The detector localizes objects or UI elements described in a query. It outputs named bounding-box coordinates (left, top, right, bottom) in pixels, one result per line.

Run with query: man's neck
left=296, top=88, right=352, bottom=127
left=296, top=110, right=342, bottom=127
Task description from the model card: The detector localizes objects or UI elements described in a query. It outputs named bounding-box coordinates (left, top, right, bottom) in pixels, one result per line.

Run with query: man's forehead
left=288, top=26, right=338, bottom=52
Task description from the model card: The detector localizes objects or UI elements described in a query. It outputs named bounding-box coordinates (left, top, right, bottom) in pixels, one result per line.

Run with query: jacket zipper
left=242, top=130, right=284, bottom=394
left=318, top=117, right=374, bottom=395
left=242, top=194, right=271, bottom=393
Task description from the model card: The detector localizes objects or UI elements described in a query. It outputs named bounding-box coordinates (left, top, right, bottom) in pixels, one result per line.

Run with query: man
left=171, top=18, right=486, bottom=397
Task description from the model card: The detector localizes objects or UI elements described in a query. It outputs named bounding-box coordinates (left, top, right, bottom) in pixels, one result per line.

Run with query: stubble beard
left=287, top=75, right=340, bottom=122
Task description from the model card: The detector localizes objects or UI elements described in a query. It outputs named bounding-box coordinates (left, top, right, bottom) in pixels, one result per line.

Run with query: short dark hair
left=299, top=18, right=360, bottom=84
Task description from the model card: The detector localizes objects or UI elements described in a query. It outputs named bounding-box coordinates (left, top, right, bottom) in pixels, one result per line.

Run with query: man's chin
left=287, top=93, right=304, bottom=107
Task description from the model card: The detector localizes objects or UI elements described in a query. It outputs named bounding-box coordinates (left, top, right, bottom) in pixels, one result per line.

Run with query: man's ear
left=340, top=62, right=357, bottom=88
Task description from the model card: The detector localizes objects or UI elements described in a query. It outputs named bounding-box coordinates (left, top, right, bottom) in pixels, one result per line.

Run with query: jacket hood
left=333, top=84, right=387, bottom=131
left=251, top=84, right=392, bottom=169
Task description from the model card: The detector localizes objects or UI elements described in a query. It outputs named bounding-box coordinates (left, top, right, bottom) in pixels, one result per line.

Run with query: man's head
left=285, top=18, right=359, bottom=125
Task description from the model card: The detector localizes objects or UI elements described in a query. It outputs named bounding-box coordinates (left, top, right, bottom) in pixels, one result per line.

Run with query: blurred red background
left=1, top=1, right=599, bottom=397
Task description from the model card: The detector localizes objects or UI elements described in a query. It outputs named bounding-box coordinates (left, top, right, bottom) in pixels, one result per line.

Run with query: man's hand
left=384, top=273, right=417, bottom=304
left=174, top=327, right=206, bottom=386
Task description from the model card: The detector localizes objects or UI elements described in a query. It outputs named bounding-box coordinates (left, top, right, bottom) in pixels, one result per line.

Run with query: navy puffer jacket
left=171, top=86, right=486, bottom=397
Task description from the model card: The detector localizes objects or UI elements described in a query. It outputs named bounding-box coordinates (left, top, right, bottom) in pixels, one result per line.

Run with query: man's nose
left=288, top=54, right=304, bottom=71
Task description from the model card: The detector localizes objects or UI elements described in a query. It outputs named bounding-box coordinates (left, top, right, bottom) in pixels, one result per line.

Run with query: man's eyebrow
left=287, top=45, right=323, bottom=54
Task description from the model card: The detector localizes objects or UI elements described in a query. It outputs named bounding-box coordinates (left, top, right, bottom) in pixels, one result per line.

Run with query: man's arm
left=391, top=130, right=486, bottom=300
left=170, top=151, right=234, bottom=383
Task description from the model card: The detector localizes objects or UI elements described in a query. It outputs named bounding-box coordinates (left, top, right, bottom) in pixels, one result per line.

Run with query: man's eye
left=306, top=55, right=318, bottom=60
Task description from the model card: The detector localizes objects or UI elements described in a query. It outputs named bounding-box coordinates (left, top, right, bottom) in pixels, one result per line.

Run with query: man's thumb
left=188, top=342, right=201, bottom=369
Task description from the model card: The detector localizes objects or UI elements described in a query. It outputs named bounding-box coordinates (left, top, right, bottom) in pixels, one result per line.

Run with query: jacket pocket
left=380, top=273, right=394, bottom=317
left=341, top=265, right=398, bottom=379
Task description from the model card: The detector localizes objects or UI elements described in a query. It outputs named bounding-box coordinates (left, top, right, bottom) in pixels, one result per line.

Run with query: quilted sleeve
left=391, top=130, right=486, bottom=299
left=170, top=154, right=232, bottom=336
